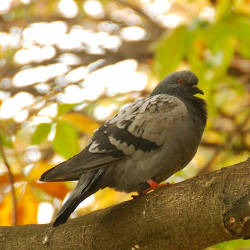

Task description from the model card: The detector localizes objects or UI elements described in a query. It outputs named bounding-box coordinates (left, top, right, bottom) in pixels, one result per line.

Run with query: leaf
left=230, top=15, right=250, bottom=58
left=57, top=103, right=80, bottom=116
left=94, top=188, right=122, bottom=210
left=213, top=238, right=250, bottom=249
left=28, top=161, right=70, bottom=200
left=0, top=192, right=12, bottom=226
left=0, top=183, right=39, bottom=226
left=16, top=184, right=39, bottom=225
left=204, top=22, right=235, bottom=77
left=188, top=20, right=235, bottom=74
left=31, top=182, right=70, bottom=200
left=0, top=131, right=12, bottom=147
left=62, top=113, right=100, bottom=135
left=31, top=123, right=52, bottom=145
left=215, top=0, right=232, bottom=21
left=28, top=161, right=55, bottom=180
left=211, top=34, right=236, bottom=77
left=0, top=174, right=23, bottom=187
left=53, top=120, right=80, bottom=158
left=153, top=26, right=189, bottom=79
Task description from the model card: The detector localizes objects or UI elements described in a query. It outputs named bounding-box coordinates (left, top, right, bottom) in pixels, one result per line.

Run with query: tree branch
left=0, top=158, right=250, bottom=249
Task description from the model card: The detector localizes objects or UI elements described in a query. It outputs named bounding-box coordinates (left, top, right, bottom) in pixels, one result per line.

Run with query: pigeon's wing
left=40, top=94, right=187, bottom=182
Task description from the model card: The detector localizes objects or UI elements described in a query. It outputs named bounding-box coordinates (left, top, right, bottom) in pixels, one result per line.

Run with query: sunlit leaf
left=0, top=131, right=12, bottom=148
left=57, top=103, right=80, bottom=116
left=0, top=183, right=39, bottom=226
left=28, top=160, right=70, bottom=201
left=16, top=184, right=39, bottom=225
left=62, top=113, right=100, bottom=135
left=187, top=21, right=236, bottom=117
left=0, top=192, right=12, bottom=226
left=153, top=26, right=189, bottom=78
left=215, top=0, right=232, bottom=21
left=53, top=120, right=80, bottom=158
left=94, top=188, right=123, bottom=210
left=203, top=22, right=235, bottom=76
left=188, top=36, right=207, bottom=76
left=210, top=238, right=250, bottom=249
left=230, top=15, right=250, bottom=58
left=0, top=174, right=23, bottom=187
left=31, top=123, right=52, bottom=145
left=234, top=0, right=250, bottom=15
left=28, top=161, right=55, bottom=180
left=31, top=181, right=70, bottom=200
left=211, top=34, right=236, bottom=76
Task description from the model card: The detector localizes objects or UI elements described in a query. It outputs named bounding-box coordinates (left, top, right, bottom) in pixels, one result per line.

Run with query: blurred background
left=0, top=0, right=249, bottom=248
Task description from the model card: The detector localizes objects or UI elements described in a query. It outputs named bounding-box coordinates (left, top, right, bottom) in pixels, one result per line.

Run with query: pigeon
left=40, top=71, right=207, bottom=227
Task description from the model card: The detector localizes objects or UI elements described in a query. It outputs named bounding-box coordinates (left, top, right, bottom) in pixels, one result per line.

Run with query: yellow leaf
left=0, top=192, right=12, bottom=226
left=62, top=113, right=100, bottom=135
left=28, top=161, right=70, bottom=199
left=28, top=161, right=55, bottom=181
left=203, top=130, right=223, bottom=145
left=0, top=174, right=23, bottom=186
left=29, top=161, right=70, bottom=200
left=31, top=181, right=70, bottom=200
left=94, top=188, right=121, bottom=210
left=16, top=184, right=38, bottom=225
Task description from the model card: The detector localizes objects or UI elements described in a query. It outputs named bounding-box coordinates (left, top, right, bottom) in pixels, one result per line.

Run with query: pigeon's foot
left=131, top=180, right=170, bottom=199
left=143, top=179, right=170, bottom=194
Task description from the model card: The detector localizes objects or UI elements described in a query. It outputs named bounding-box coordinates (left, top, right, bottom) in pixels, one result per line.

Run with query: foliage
left=0, top=0, right=249, bottom=248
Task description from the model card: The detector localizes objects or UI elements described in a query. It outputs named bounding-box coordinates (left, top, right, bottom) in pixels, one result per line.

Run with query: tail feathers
left=53, top=169, right=104, bottom=227
left=53, top=193, right=85, bottom=227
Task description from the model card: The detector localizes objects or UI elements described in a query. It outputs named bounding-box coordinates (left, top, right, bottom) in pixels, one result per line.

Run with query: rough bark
left=0, top=158, right=250, bottom=250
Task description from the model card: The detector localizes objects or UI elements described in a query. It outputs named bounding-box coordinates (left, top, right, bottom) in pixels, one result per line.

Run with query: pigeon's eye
left=177, top=79, right=184, bottom=85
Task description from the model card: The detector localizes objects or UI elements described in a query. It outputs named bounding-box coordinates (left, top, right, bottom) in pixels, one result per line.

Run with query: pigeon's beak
left=192, top=86, right=204, bottom=95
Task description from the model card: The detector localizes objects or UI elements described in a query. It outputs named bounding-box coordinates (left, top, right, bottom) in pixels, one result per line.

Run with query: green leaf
left=31, top=123, right=52, bottom=145
left=57, top=103, right=79, bottom=116
left=212, top=238, right=250, bottom=249
left=53, top=120, right=80, bottom=159
left=230, top=15, right=250, bottom=58
left=0, top=132, right=12, bottom=148
left=215, top=0, right=232, bottom=21
left=153, top=26, right=189, bottom=79
left=189, top=21, right=236, bottom=77
left=187, top=22, right=208, bottom=76
left=211, top=35, right=236, bottom=77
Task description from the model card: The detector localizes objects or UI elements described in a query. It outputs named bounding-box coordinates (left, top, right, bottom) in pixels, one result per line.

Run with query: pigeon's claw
left=143, top=179, right=169, bottom=194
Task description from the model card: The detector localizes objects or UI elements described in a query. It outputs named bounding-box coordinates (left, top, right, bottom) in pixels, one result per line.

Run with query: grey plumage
left=40, top=70, right=207, bottom=226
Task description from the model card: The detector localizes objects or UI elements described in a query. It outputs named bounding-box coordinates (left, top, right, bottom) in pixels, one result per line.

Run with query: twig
left=0, top=143, right=17, bottom=225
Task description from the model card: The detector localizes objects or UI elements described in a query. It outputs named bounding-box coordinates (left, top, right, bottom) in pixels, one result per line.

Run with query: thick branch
left=0, top=158, right=250, bottom=250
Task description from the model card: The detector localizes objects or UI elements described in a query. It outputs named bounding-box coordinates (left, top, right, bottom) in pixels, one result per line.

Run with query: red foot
left=143, top=179, right=169, bottom=194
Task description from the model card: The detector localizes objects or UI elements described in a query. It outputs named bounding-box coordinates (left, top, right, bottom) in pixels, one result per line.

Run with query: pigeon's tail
left=53, top=190, right=85, bottom=227
left=53, top=169, right=104, bottom=227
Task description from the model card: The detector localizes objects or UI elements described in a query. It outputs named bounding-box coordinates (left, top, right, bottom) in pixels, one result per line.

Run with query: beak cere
left=192, top=86, right=204, bottom=95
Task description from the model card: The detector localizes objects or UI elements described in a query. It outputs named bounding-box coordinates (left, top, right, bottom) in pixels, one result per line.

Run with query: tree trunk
left=1, top=158, right=250, bottom=250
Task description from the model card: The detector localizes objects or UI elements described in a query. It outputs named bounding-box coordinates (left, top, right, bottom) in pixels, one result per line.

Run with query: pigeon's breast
left=152, top=114, right=202, bottom=184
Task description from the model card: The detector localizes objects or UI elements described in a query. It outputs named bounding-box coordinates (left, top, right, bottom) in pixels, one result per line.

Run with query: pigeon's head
left=151, top=71, right=204, bottom=97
